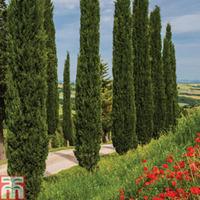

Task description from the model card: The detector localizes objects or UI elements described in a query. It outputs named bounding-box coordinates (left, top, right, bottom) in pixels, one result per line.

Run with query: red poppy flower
left=190, top=187, right=200, bottom=195
left=195, top=137, right=200, bottom=143
left=162, top=164, right=168, bottom=169
left=172, top=181, right=177, bottom=187
left=144, top=167, right=148, bottom=171
left=166, top=156, right=173, bottom=163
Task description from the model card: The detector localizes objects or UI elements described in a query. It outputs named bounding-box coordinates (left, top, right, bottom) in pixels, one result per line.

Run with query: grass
left=38, top=108, right=200, bottom=200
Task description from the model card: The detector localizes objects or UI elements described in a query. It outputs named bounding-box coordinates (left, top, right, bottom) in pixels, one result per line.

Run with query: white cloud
left=166, top=13, right=200, bottom=34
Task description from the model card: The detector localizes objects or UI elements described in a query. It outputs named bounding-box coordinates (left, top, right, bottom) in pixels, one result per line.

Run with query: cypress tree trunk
left=150, top=6, right=166, bottom=138
left=133, top=0, right=153, bottom=144
left=6, top=0, right=48, bottom=199
left=63, top=52, right=74, bottom=146
left=44, top=0, right=59, bottom=136
left=0, top=0, right=7, bottom=161
left=112, top=0, right=137, bottom=154
left=75, top=0, right=102, bottom=171
left=163, top=24, right=175, bottom=129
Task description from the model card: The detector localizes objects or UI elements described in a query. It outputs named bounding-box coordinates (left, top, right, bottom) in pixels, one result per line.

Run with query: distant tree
left=100, top=61, right=112, bottom=143
left=150, top=6, right=166, bottom=138
left=44, top=0, right=59, bottom=136
left=132, top=0, right=153, bottom=144
left=5, top=0, right=48, bottom=199
left=0, top=0, right=7, bottom=160
left=75, top=0, right=102, bottom=171
left=112, top=0, right=137, bottom=154
left=163, top=24, right=178, bottom=129
left=63, top=52, right=74, bottom=146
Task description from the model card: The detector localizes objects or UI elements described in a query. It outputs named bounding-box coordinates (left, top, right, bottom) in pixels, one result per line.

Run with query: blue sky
left=5, top=0, right=200, bottom=81
left=52, top=0, right=200, bottom=82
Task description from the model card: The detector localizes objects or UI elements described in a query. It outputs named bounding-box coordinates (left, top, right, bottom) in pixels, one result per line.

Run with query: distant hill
left=178, top=79, right=200, bottom=84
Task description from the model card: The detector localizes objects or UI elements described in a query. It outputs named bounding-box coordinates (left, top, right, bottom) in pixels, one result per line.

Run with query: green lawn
left=38, top=108, right=200, bottom=200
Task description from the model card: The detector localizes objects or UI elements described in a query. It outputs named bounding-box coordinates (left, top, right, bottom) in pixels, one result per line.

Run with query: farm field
left=58, top=83, right=200, bottom=113
left=178, top=83, right=200, bottom=107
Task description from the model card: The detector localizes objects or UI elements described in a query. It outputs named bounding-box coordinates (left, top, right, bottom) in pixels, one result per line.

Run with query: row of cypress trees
left=112, top=0, right=178, bottom=154
left=0, top=0, right=179, bottom=197
left=0, top=0, right=73, bottom=199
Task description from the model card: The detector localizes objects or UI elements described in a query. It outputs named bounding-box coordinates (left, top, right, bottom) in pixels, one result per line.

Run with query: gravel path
left=0, top=144, right=114, bottom=176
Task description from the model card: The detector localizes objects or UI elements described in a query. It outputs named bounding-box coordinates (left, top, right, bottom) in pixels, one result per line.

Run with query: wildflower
left=165, top=190, right=177, bottom=198
left=178, top=161, right=185, bottom=168
left=152, top=197, right=163, bottom=200
left=195, top=137, right=200, bottom=143
left=162, top=164, right=168, bottom=169
left=172, top=181, right=177, bottom=187
left=143, top=196, right=148, bottom=200
left=143, top=167, right=148, bottom=171
left=190, top=187, right=200, bottom=195
left=166, top=156, right=173, bottom=163
left=142, top=159, right=147, bottom=163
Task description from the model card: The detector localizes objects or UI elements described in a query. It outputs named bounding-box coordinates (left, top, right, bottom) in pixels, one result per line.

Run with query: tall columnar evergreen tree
left=163, top=24, right=178, bottom=129
left=150, top=6, right=166, bottom=138
left=63, top=52, right=74, bottom=146
left=171, top=44, right=178, bottom=124
left=112, top=0, right=137, bottom=154
left=44, top=0, right=59, bottom=136
left=100, top=61, right=112, bottom=143
left=0, top=0, right=7, bottom=160
left=75, top=0, right=102, bottom=171
left=132, top=0, right=154, bottom=144
left=6, top=0, right=48, bottom=199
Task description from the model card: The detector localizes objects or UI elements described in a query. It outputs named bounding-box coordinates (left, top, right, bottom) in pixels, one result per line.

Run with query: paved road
left=0, top=144, right=114, bottom=176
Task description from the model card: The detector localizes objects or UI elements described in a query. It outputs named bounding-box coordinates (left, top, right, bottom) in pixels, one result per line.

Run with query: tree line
left=0, top=0, right=178, bottom=199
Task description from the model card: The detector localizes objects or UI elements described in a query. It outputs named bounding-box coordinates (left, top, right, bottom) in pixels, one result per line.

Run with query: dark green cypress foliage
left=171, top=43, right=179, bottom=125
left=163, top=24, right=175, bottom=129
left=0, top=0, right=7, bottom=160
left=44, top=0, right=59, bottom=136
left=5, top=0, right=48, bottom=199
left=112, top=0, right=137, bottom=154
left=150, top=6, right=166, bottom=138
left=63, top=52, right=74, bottom=146
left=132, top=0, right=153, bottom=144
left=75, top=0, right=102, bottom=171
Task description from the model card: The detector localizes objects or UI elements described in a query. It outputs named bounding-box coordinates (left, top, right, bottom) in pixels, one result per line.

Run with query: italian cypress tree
left=63, top=52, right=74, bottom=146
left=171, top=43, right=179, bottom=125
left=0, top=0, right=7, bottom=160
left=112, top=0, right=137, bottom=154
left=163, top=24, right=175, bottom=129
left=150, top=6, right=166, bottom=138
left=44, top=0, right=59, bottom=136
left=75, top=0, right=102, bottom=171
left=132, top=0, right=154, bottom=144
left=5, top=0, right=48, bottom=199
left=100, top=61, right=112, bottom=143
